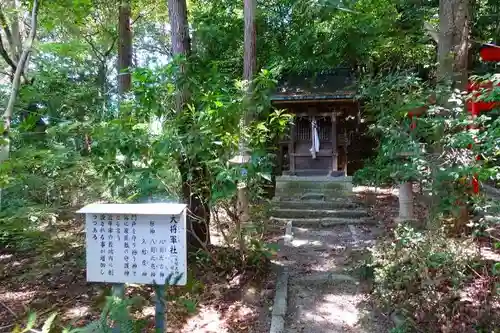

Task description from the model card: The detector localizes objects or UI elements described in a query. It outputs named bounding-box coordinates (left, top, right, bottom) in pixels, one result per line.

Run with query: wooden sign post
left=77, top=203, right=188, bottom=332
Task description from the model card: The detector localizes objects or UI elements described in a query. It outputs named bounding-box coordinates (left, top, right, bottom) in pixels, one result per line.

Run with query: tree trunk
left=167, top=0, right=211, bottom=249
left=0, top=0, right=39, bottom=208
left=435, top=0, right=470, bottom=227
left=167, top=0, right=190, bottom=111
left=243, top=0, right=256, bottom=84
left=179, top=160, right=211, bottom=247
left=438, top=0, right=470, bottom=89
left=235, top=0, right=257, bottom=244
left=118, top=0, right=132, bottom=96
left=117, top=0, right=133, bottom=185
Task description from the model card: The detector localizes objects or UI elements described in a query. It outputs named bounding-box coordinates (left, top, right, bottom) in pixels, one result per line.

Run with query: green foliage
left=12, top=312, right=39, bottom=333
left=0, top=1, right=293, bottom=251
left=192, top=0, right=436, bottom=75
left=87, top=57, right=291, bottom=205
left=4, top=0, right=500, bottom=330
left=370, top=223, right=479, bottom=330
left=356, top=70, right=500, bottom=331
left=354, top=73, right=433, bottom=184
left=76, top=296, right=148, bottom=333
left=389, top=325, right=410, bottom=333
left=0, top=131, right=100, bottom=250
left=354, top=71, right=500, bottom=217
left=15, top=297, right=148, bottom=333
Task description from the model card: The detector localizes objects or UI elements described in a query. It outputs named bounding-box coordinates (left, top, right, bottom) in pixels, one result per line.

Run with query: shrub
left=370, top=223, right=479, bottom=330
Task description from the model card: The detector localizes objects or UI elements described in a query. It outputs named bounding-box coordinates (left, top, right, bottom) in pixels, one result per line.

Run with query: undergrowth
left=365, top=222, right=500, bottom=332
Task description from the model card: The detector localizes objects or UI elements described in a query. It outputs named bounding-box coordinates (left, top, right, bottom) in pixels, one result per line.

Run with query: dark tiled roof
left=271, top=68, right=356, bottom=101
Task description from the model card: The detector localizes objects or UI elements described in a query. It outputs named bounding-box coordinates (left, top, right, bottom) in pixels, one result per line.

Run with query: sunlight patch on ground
left=299, top=294, right=360, bottom=327
left=64, top=305, right=90, bottom=319
left=353, top=185, right=397, bottom=196
left=224, top=301, right=255, bottom=328
left=9, top=260, right=27, bottom=268
left=179, top=302, right=256, bottom=333
left=0, top=254, right=13, bottom=262
left=180, top=306, right=228, bottom=333
left=291, top=238, right=323, bottom=247
left=321, top=294, right=360, bottom=325
left=0, top=291, right=36, bottom=302
left=311, top=262, right=340, bottom=272
left=140, top=305, right=155, bottom=317
left=480, top=246, right=500, bottom=262
left=227, top=301, right=254, bottom=317
left=243, top=286, right=257, bottom=300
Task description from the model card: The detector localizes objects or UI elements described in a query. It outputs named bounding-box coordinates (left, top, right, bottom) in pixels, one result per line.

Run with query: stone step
left=271, top=217, right=377, bottom=227
left=292, top=271, right=358, bottom=285
left=275, top=176, right=353, bottom=199
left=286, top=193, right=356, bottom=201
left=274, top=200, right=359, bottom=210
left=275, top=189, right=351, bottom=200
left=271, top=208, right=368, bottom=219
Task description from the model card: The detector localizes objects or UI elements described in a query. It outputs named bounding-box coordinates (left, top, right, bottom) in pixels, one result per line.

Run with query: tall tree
left=438, top=0, right=470, bottom=89
left=117, top=0, right=133, bottom=192
left=243, top=0, right=256, bottom=82
left=234, top=0, right=257, bottom=240
left=118, top=0, right=132, bottom=96
left=168, top=0, right=190, bottom=109
left=433, top=0, right=470, bottom=225
left=167, top=0, right=211, bottom=248
left=0, top=0, right=40, bottom=206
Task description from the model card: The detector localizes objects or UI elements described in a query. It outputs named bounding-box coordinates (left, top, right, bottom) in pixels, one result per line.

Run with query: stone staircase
left=270, top=176, right=387, bottom=333
left=274, top=175, right=353, bottom=200
left=272, top=175, right=375, bottom=227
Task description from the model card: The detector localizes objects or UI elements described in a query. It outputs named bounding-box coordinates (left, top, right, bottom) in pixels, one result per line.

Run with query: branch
left=425, top=19, right=500, bottom=49
left=103, top=35, right=118, bottom=57
left=131, top=13, right=144, bottom=26
left=0, top=68, right=11, bottom=76
left=0, top=4, right=16, bottom=57
left=82, top=34, right=104, bottom=60
left=102, top=12, right=142, bottom=57
left=3, top=0, right=39, bottom=128
left=0, top=33, right=16, bottom=72
left=0, top=299, right=17, bottom=318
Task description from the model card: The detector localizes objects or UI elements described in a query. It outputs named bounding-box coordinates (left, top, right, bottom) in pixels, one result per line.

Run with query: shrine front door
left=286, top=115, right=339, bottom=176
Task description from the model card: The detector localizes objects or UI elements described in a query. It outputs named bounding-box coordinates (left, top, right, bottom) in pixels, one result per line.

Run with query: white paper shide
left=78, top=203, right=187, bottom=286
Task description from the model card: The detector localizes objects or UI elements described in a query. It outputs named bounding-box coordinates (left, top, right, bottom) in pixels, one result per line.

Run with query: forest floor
left=0, top=211, right=284, bottom=333
left=2, top=187, right=500, bottom=332
left=354, top=186, right=500, bottom=332
left=0, top=188, right=414, bottom=333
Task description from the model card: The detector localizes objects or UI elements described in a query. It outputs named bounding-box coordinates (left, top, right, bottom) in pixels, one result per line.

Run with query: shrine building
left=271, top=68, right=376, bottom=177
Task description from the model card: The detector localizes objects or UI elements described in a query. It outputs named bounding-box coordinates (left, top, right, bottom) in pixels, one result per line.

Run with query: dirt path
left=279, top=223, right=390, bottom=333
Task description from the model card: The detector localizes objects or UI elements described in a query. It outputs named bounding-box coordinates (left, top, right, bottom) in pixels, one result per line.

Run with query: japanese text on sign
left=83, top=205, right=187, bottom=285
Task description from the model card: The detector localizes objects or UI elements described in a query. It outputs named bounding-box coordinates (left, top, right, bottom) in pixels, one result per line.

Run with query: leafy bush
left=369, top=223, right=479, bottom=330
left=354, top=72, right=500, bottom=215
left=0, top=129, right=102, bottom=250
left=14, top=296, right=148, bottom=333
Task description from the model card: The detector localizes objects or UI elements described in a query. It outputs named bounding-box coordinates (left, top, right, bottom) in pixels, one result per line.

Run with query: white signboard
left=77, top=203, right=187, bottom=286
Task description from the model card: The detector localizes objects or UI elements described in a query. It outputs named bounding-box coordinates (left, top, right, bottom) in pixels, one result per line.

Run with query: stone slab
left=272, top=208, right=369, bottom=219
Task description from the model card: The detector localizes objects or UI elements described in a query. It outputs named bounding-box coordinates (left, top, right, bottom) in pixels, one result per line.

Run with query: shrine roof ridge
left=271, top=67, right=357, bottom=101
left=271, top=93, right=355, bottom=101
left=77, top=203, right=187, bottom=215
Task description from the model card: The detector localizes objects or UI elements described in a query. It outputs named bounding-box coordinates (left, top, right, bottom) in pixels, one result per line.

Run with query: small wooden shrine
left=271, top=68, right=375, bottom=176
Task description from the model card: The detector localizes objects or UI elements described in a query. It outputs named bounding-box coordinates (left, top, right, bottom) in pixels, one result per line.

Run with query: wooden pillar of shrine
left=289, top=121, right=296, bottom=175
left=331, top=113, right=338, bottom=172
